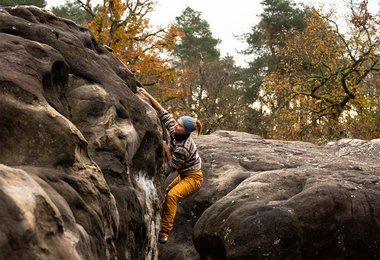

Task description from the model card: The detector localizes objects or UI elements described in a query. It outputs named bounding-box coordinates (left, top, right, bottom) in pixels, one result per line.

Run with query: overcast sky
left=46, top=0, right=379, bottom=67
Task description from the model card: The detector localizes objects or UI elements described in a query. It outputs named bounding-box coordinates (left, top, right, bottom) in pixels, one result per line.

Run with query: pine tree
left=242, top=0, right=310, bottom=136
left=51, top=1, right=93, bottom=25
left=174, top=7, right=220, bottom=63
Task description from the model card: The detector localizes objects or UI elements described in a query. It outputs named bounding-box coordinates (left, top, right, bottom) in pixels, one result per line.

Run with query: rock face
left=160, top=131, right=380, bottom=260
left=0, top=6, right=166, bottom=260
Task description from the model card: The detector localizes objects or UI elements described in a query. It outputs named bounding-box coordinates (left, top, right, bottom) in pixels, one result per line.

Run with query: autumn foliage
left=85, top=0, right=184, bottom=97
left=73, top=0, right=379, bottom=142
left=262, top=2, right=379, bottom=142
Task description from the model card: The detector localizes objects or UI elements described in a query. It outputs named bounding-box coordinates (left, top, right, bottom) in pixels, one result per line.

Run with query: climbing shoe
left=158, top=232, right=169, bottom=244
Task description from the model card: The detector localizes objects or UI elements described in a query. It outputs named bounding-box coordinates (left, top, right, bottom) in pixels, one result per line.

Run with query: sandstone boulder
left=0, top=6, right=165, bottom=260
left=160, top=131, right=380, bottom=260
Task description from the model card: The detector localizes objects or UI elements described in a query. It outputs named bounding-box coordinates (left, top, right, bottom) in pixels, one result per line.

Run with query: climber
left=138, top=87, right=203, bottom=244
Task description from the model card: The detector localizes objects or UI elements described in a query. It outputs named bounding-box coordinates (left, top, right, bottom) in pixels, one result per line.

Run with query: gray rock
left=0, top=6, right=166, bottom=260
left=161, top=131, right=380, bottom=259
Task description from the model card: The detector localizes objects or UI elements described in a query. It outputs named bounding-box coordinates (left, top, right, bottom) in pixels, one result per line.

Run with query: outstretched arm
left=138, top=87, right=164, bottom=112
left=138, top=87, right=176, bottom=137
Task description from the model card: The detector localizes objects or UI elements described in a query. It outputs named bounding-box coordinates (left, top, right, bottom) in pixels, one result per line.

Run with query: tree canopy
left=88, top=0, right=182, bottom=88
left=261, top=1, right=380, bottom=142
left=164, top=7, right=246, bottom=133
left=174, top=7, right=220, bottom=63
left=51, top=1, right=93, bottom=25
left=17, top=0, right=380, bottom=141
left=241, top=0, right=311, bottom=137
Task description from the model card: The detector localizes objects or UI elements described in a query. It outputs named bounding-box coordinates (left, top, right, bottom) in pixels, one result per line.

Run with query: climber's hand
left=137, top=87, right=149, bottom=97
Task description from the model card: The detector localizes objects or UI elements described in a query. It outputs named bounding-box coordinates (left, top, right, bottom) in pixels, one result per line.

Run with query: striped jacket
left=158, top=110, right=201, bottom=173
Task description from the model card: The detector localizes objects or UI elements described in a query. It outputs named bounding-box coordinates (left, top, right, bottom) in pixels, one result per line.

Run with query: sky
left=46, top=0, right=379, bottom=67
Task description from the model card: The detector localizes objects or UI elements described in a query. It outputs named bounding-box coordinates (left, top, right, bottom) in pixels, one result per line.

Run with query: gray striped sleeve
left=158, top=110, right=176, bottom=137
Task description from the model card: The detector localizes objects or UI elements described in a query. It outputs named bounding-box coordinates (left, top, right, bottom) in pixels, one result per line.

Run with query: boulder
left=0, top=6, right=166, bottom=260
left=161, top=131, right=380, bottom=260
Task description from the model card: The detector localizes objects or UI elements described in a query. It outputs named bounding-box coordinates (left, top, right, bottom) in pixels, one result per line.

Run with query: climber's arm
left=137, top=87, right=164, bottom=111
left=162, top=141, right=172, bottom=162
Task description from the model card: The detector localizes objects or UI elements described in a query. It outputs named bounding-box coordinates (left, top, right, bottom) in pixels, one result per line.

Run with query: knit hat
left=180, top=116, right=196, bottom=134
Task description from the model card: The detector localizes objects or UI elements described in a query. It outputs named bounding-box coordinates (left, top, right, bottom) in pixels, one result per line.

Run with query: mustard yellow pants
left=160, top=170, right=203, bottom=235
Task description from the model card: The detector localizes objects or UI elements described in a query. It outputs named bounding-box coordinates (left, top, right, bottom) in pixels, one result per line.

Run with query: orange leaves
left=159, top=24, right=184, bottom=52
left=262, top=3, right=380, bottom=142
left=84, top=0, right=183, bottom=98
left=350, top=0, right=373, bottom=28
left=280, top=10, right=344, bottom=76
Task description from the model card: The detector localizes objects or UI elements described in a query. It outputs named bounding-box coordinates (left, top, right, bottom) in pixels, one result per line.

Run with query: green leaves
left=51, top=1, right=93, bottom=25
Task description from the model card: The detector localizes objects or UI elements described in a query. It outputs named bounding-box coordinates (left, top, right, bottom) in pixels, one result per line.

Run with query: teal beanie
left=180, top=116, right=196, bottom=134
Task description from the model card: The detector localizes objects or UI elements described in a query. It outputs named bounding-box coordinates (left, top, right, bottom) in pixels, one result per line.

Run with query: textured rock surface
left=0, top=6, right=166, bottom=260
left=160, top=131, right=380, bottom=260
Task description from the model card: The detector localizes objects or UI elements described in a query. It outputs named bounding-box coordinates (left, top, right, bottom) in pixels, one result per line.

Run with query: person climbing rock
left=138, top=87, right=203, bottom=244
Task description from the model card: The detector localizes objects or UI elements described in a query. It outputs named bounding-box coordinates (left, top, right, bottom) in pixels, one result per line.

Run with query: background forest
left=2, top=0, right=379, bottom=143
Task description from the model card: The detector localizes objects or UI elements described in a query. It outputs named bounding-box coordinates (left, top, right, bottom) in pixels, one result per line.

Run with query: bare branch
left=76, top=0, right=95, bottom=17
